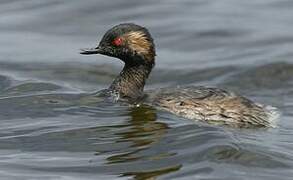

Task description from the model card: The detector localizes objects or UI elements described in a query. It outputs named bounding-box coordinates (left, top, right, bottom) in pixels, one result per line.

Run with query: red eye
left=113, top=37, right=123, bottom=46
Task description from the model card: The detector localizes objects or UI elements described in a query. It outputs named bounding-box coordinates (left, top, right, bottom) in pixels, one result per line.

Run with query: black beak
left=80, top=46, right=103, bottom=55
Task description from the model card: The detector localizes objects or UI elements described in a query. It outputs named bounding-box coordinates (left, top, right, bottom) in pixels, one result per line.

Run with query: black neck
left=109, top=61, right=153, bottom=100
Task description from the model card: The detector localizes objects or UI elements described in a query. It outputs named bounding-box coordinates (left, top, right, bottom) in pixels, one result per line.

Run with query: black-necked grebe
left=80, top=23, right=278, bottom=128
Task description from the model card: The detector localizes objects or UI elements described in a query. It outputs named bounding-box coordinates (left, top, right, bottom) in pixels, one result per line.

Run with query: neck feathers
left=109, top=63, right=153, bottom=100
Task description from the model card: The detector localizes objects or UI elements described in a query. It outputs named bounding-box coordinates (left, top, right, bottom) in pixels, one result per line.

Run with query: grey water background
left=0, top=0, right=293, bottom=179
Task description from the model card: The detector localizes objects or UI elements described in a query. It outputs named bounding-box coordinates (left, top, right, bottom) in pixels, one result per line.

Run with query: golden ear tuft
left=123, top=31, right=155, bottom=61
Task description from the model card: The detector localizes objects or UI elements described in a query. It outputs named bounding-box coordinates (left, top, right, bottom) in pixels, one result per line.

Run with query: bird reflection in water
left=100, top=105, right=182, bottom=180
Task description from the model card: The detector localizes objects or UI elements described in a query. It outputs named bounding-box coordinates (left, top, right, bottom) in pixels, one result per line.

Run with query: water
left=0, top=0, right=293, bottom=179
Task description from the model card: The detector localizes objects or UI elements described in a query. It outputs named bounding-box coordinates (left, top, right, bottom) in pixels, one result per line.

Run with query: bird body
left=80, top=23, right=279, bottom=128
left=146, top=86, right=278, bottom=128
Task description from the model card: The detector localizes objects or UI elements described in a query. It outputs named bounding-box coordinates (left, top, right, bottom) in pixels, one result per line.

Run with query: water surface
left=0, top=0, right=293, bottom=179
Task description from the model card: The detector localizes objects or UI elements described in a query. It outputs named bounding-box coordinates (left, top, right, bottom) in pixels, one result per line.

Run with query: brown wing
left=146, top=86, right=274, bottom=128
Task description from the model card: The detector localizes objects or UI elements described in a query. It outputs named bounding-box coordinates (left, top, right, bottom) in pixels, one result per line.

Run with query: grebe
left=80, top=23, right=278, bottom=128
